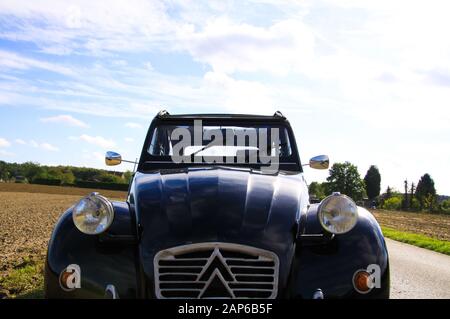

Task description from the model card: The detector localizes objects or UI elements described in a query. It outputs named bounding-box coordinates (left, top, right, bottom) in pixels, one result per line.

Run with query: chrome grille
left=154, top=242, right=279, bottom=299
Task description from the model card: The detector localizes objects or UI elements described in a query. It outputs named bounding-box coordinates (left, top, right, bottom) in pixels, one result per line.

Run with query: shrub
left=410, top=197, right=421, bottom=211
left=309, top=182, right=326, bottom=201
left=438, top=199, right=450, bottom=214
left=382, top=196, right=402, bottom=210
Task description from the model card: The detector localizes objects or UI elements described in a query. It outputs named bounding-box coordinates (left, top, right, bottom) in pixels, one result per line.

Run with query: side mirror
left=105, top=151, right=122, bottom=166
left=309, top=155, right=329, bottom=170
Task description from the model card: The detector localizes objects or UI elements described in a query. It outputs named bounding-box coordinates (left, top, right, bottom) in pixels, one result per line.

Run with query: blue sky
left=0, top=0, right=449, bottom=194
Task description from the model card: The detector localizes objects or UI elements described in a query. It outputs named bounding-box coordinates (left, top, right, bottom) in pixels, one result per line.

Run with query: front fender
left=290, top=206, right=390, bottom=299
left=44, top=201, right=139, bottom=299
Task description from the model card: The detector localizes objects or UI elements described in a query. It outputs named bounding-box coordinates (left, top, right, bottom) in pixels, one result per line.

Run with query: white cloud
left=40, top=143, right=59, bottom=151
left=29, top=140, right=39, bottom=148
left=0, top=150, right=14, bottom=156
left=0, top=0, right=178, bottom=56
left=27, top=140, right=59, bottom=151
left=125, top=122, right=143, bottom=129
left=0, top=49, right=75, bottom=75
left=124, top=137, right=134, bottom=142
left=40, top=114, right=88, bottom=127
left=74, top=134, right=116, bottom=149
left=184, top=17, right=315, bottom=75
left=144, top=62, right=154, bottom=71
left=202, top=71, right=276, bottom=114
left=0, top=137, right=11, bottom=148
left=15, top=138, right=26, bottom=145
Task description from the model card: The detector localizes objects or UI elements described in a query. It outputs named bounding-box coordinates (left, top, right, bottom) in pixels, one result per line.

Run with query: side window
left=148, top=127, right=174, bottom=156
left=280, top=128, right=292, bottom=157
left=148, top=128, right=159, bottom=155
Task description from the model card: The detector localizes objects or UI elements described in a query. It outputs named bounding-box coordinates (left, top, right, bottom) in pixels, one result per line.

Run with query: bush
left=410, top=197, right=421, bottom=211
left=438, top=199, right=450, bottom=214
left=309, top=182, right=326, bottom=201
left=382, top=196, right=402, bottom=210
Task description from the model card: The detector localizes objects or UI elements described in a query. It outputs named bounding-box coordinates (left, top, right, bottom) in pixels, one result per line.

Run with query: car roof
left=155, top=110, right=287, bottom=121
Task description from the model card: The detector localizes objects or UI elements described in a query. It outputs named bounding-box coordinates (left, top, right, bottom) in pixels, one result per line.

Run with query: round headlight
left=72, top=193, right=114, bottom=235
left=318, top=193, right=358, bottom=234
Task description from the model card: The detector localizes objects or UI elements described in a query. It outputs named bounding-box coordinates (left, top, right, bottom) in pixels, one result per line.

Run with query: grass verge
left=382, top=226, right=450, bottom=256
left=0, top=258, right=44, bottom=299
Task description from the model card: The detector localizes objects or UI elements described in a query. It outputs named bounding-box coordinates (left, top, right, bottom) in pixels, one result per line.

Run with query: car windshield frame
left=138, top=117, right=302, bottom=173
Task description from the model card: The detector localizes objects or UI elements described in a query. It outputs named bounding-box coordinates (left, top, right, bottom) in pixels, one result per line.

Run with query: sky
left=0, top=0, right=449, bottom=194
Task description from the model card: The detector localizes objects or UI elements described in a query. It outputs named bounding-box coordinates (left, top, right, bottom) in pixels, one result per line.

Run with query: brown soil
left=0, top=184, right=126, bottom=280
left=371, top=209, right=450, bottom=241
left=0, top=192, right=79, bottom=277
left=0, top=183, right=127, bottom=198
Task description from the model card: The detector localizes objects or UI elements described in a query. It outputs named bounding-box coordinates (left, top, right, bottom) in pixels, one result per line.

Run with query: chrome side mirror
left=105, top=151, right=122, bottom=166
left=309, top=155, right=329, bottom=170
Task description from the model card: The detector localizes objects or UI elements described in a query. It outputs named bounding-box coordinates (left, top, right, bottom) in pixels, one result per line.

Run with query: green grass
left=0, top=259, right=44, bottom=299
left=382, top=226, right=450, bottom=255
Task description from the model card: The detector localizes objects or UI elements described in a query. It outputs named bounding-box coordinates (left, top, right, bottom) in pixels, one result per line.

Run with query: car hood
left=132, top=166, right=307, bottom=295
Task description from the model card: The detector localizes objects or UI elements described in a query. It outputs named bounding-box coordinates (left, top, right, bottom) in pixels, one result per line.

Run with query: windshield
left=142, top=120, right=300, bottom=172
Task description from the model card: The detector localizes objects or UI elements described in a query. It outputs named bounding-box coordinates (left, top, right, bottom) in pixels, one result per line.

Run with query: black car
left=45, top=111, right=389, bottom=299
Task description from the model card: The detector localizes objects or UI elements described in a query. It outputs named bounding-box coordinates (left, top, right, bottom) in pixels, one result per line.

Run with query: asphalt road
left=386, top=238, right=450, bottom=299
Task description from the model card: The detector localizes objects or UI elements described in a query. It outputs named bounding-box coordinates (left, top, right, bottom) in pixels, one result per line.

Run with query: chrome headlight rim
left=72, top=192, right=114, bottom=235
left=317, top=192, right=358, bottom=235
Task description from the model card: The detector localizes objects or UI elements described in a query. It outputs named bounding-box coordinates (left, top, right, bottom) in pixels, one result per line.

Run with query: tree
left=71, top=167, right=102, bottom=182
left=409, top=182, right=416, bottom=210
left=124, top=170, right=134, bottom=183
left=96, top=171, right=124, bottom=183
left=21, top=161, right=44, bottom=181
left=363, top=165, right=381, bottom=200
left=46, top=167, right=64, bottom=181
left=308, top=182, right=326, bottom=200
left=415, top=173, right=436, bottom=211
left=402, top=179, right=409, bottom=210
left=60, top=171, right=75, bottom=185
left=0, top=160, right=10, bottom=180
left=326, top=162, right=366, bottom=201
left=385, top=186, right=393, bottom=199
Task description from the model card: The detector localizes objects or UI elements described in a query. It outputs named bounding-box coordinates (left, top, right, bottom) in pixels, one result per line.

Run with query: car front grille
left=154, top=242, right=279, bottom=299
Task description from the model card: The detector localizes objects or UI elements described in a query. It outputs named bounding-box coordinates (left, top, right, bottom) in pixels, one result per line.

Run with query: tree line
left=308, top=162, right=449, bottom=214
left=1, top=160, right=448, bottom=213
left=0, top=160, right=132, bottom=189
